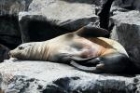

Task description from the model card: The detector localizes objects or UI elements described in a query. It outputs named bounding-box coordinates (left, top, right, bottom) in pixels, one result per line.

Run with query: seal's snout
left=8, top=51, right=14, bottom=57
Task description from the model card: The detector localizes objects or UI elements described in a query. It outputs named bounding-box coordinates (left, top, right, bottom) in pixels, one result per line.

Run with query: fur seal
left=9, top=25, right=135, bottom=74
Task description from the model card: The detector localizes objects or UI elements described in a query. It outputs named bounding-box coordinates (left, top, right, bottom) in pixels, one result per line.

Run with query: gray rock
left=110, top=10, right=140, bottom=68
left=113, top=0, right=140, bottom=11
left=28, top=0, right=98, bottom=25
left=110, top=0, right=140, bottom=15
left=0, top=0, right=32, bottom=15
left=19, top=0, right=100, bottom=42
left=0, top=60, right=138, bottom=93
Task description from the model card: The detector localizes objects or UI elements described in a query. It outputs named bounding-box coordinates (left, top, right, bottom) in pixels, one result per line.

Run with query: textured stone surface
left=19, top=0, right=100, bottom=42
left=112, top=0, right=140, bottom=11
left=110, top=10, right=140, bottom=68
left=110, top=0, right=140, bottom=16
left=0, top=0, right=32, bottom=15
left=28, top=0, right=98, bottom=26
left=0, top=60, right=138, bottom=93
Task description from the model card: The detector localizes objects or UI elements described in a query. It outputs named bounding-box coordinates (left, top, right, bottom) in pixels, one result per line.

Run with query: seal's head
left=9, top=42, right=35, bottom=60
left=9, top=41, right=50, bottom=60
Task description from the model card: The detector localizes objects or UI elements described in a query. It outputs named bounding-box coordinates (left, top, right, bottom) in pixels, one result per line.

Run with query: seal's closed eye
left=18, top=46, right=24, bottom=50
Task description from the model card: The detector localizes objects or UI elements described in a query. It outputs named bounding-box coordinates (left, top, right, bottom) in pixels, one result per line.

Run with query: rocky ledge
left=0, top=60, right=140, bottom=93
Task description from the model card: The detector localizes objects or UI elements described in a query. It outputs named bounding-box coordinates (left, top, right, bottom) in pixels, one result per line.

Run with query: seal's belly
left=58, top=37, right=102, bottom=58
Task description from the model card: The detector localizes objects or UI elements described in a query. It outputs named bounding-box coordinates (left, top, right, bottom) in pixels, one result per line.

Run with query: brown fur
left=8, top=26, right=131, bottom=74
left=9, top=33, right=128, bottom=61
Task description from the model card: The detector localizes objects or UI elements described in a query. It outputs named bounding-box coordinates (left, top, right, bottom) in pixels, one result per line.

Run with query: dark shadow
left=28, top=18, right=71, bottom=42
left=0, top=14, right=21, bottom=49
left=61, top=0, right=100, bottom=5
left=98, top=0, right=115, bottom=30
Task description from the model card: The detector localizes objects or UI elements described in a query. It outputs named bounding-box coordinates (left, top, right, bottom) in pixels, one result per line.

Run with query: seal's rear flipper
left=70, top=61, right=102, bottom=73
left=75, top=25, right=109, bottom=37
left=70, top=53, right=137, bottom=74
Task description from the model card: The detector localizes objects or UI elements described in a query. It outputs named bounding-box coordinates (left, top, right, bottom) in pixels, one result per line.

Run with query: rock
left=0, top=0, right=32, bottom=15
left=28, top=0, right=99, bottom=26
left=0, top=44, right=10, bottom=62
left=112, top=0, right=140, bottom=11
left=18, top=13, right=73, bottom=42
left=110, top=0, right=140, bottom=15
left=19, top=0, right=100, bottom=42
left=0, top=60, right=138, bottom=93
left=0, top=0, right=33, bottom=48
left=110, top=10, right=140, bottom=68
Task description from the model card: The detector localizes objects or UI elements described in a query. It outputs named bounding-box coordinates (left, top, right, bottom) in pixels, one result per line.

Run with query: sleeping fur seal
left=9, top=25, right=135, bottom=74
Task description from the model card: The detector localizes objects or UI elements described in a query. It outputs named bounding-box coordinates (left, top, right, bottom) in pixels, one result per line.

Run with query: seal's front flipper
left=75, top=25, right=109, bottom=37
left=70, top=61, right=102, bottom=73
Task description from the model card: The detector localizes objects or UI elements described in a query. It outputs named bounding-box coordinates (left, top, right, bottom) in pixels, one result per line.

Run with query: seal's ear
left=74, top=25, right=109, bottom=37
